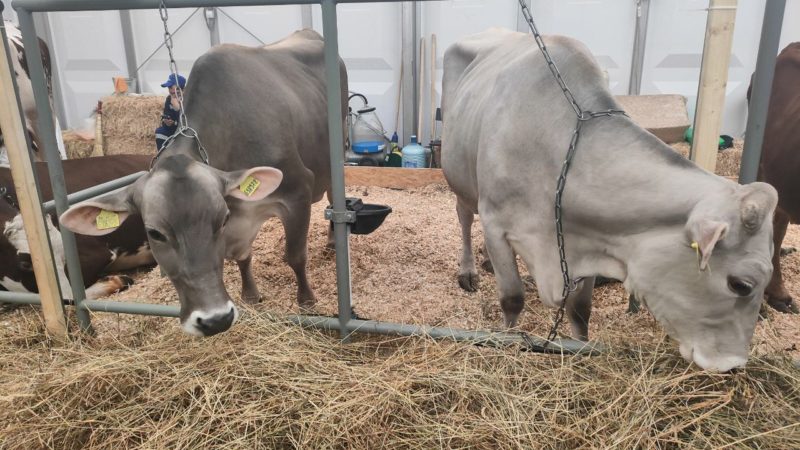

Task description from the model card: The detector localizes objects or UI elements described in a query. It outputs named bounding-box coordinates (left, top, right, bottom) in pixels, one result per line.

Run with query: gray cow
left=60, top=30, right=347, bottom=336
left=442, top=29, right=777, bottom=372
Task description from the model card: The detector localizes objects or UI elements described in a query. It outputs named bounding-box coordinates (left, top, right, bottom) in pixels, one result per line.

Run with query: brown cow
left=0, top=155, right=154, bottom=299
left=747, top=42, right=800, bottom=314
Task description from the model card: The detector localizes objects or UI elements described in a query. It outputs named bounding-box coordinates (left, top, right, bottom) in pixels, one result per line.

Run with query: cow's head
left=60, top=155, right=283, bottom=336
left=626, top=182, right=778, bottom=372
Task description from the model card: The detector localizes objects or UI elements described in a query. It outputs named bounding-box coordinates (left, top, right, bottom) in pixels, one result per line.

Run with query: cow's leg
left=566, top=277, right=594, bottom=341
left=483, top=226, right=525, bottom=327
left=765, top=208, right=796, bottom=313
left=84, top=275, right=134, bottom=299
left=456, top=199, right=479, bottom=291
left=237, top=255, right=261, bottom=304
left=479, top=243, right=494, bottom=273
left=279, top=199, right=316, bottom=309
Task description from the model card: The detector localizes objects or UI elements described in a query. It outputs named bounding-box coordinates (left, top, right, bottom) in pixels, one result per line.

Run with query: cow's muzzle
left=182, top=300, right=239, bottom=336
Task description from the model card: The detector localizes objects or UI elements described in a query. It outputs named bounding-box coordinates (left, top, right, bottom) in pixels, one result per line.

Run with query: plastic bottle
left=401, top=135, right=426, bottom=168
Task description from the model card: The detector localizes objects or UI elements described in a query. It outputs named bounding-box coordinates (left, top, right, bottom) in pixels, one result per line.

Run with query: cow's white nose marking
left=181, top=300, right=238, bottom=336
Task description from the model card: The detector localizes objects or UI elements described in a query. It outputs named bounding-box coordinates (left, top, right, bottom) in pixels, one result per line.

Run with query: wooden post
left=0, top=24, right=67, bottom=337
left=690, top=0, right=737, bottom=172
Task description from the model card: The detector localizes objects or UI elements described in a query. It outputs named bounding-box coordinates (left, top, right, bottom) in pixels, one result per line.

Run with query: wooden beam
left=0, top=24, right=67, bottom=337
left=345, top=167, right=445, bottom=189
left=690, top=0, right=737, bottom=172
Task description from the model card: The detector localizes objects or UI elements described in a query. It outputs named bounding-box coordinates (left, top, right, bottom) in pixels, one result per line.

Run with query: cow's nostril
left=193, top=308, right=235, bottom=336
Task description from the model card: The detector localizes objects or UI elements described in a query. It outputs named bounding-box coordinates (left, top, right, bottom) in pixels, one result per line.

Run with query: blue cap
left=161, top=73, right=186, bottom=89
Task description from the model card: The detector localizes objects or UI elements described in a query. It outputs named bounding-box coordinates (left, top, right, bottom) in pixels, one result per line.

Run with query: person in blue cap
left=155, top=73, right=186, bottom=150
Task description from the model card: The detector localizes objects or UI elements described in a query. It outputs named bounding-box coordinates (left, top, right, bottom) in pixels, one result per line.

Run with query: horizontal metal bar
left=0, top=290, right=594, bottom=353
left=0, top=291, right=178, bottom=317
left=0, top=290, right=60, bottom=305
left=82, top=299, right=180, bottom=317
left=42, top=171, right=145, bottom=215
left=12, top=0, right=436, bottom=13
left=287, top=315, right=602, bottom=355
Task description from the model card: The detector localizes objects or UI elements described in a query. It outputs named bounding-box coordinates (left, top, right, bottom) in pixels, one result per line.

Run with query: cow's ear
left=687, top=219, right=728, bottom=271
left=224, top=167, right=283, bottom=201
left=60, top=187, right=135, bottom=236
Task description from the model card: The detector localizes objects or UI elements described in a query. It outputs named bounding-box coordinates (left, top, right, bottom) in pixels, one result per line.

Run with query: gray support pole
left=401, top=1, right=414, bottom=145
left=119, top=10, right=141, bottom=93
left=300, top=4, right=312, bottom=28
left=17, top=10, right=91, bottom=331
left=204, top=7, right=220, bottom=47
left=320, top=0, right=352, bottom=340
left=739, top=0, right=785, bottom=184
left=628, top=0, right=650, bottom=95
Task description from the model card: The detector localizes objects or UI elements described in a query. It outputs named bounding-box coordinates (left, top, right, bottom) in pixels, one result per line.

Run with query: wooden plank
left=690, top=0, right=738, bottom=172
left=344, top=167, right=446, bottom=189
left=0, top=23, right=67, bottom=337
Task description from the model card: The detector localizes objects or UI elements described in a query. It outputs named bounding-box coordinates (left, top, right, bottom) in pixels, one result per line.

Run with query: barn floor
left=92, top=182, right=800, bottom=359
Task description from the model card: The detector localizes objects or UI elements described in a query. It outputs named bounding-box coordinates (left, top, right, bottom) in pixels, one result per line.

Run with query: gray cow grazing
left=442, top=29, right=777, bottom=372
left=60, top=30, right=347, bottom=336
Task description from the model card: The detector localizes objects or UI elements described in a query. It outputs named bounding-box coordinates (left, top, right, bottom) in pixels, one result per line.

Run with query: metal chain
left=153, top=0, right=209, bottom=169
left=517, top=0, right=627, bottom=347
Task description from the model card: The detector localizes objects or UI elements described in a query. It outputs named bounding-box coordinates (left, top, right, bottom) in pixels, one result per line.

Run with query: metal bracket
left=325, top=208, right=356, bottom=224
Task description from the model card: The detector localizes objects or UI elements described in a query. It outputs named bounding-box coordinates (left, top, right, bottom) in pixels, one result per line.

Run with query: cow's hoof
left=118, top=275, right=135, bottom=288
left=780, top=247, right=797, bottom=257
left=298, top=302, right=317, bottom=315
left=242, top=294, right=262, bottom=305
left=480, top=258, right=494, bottom=273
left=594, top=276, right=619, bottom=287
left=523, top=275, right=536, bottom=292
left=458, top=272, right=480, bottom=292
left=766, top=295, right=798, bottom=314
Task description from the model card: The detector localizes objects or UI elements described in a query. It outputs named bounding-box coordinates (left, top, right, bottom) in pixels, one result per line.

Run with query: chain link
left=517, top=0, right=627, bottom=347
left=152, top=0, right=209, bottom=169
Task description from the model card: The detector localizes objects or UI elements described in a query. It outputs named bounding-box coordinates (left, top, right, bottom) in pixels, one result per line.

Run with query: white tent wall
left=1, top=0, right=797, bottom=142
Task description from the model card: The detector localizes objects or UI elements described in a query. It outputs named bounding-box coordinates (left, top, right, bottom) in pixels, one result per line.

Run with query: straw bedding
left=1, top=180, right=799, bottom=448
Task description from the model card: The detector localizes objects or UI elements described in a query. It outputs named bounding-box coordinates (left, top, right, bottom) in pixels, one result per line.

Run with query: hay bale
left=100, top=95, right=163, bottom=156
left=670, top=140, right=743, bottom=178
left=616, top=94, right=690, bottom=143
left=62, top=130, right=94, bottom=159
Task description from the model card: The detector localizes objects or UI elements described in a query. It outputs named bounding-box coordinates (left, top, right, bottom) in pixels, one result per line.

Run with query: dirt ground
left=82, top=182, right=800, bottom=360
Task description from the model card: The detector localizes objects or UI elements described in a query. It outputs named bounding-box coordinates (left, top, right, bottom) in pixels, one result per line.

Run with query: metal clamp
left=325, top=208, right=357, bottom=224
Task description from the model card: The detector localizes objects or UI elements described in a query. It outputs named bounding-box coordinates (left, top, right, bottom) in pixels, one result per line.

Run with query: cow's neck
left=567, top=121, right=732, bottom=281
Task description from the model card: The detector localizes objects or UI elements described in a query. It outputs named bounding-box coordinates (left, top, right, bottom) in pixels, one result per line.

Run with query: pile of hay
left=0, top=310, right=798, bottom=449
left=100, top=95, right=164, bottom=156
left=670, top=140, right=743, bottom=178
left=62, top=130, right=96, bottom=159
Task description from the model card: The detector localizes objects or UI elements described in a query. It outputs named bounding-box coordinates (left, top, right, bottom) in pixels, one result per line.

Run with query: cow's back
left=441, top=28, right=616, bottom=211
left=182, top=29, right=347, bottom=201
left=759, top=42, right=800, bottom=221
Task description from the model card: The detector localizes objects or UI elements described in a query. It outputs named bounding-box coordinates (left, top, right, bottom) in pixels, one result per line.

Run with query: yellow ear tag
left=690, top=241, right=708, bottom=271
left=96, top=210, right=120, bottom=230
left=239, top=175, right=261, bottom=197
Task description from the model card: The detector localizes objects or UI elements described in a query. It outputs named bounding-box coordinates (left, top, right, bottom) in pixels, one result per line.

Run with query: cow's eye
left=147, top=228, right=167, bottom=243
left=18, top=259, right=33, bottom=271
left=727, top=276, right=754, bottom=297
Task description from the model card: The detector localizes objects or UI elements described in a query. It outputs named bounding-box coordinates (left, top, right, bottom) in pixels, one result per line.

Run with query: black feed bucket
left=328, top=197, right=392, bottom=235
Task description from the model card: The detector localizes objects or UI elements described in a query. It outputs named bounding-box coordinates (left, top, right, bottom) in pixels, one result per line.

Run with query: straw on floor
left=0, top=308, right=798, bottom=449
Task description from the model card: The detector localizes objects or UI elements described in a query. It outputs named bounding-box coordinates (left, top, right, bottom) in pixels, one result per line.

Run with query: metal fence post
left=321, top=0, right=353, bottom=340
left=17, top=9, right=91, bottom=331
left=739, top=0, right=785, bottom=184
